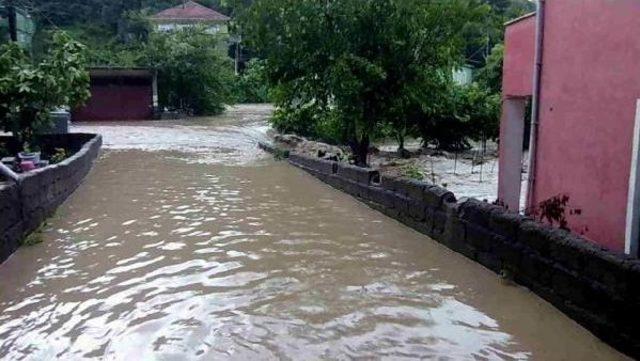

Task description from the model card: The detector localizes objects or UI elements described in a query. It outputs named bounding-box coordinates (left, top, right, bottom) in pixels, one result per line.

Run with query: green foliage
left=272, top=147, right=289, bottom=161
left=476, top=43, right=504, bottom=94
left=50, top=147, right=69, bottom=164
left=22, top=221, right=49, bottom=246
left=465, top=0, right=535, bottom=67
left=461, top=83, right=502, bottom=142
left=142, top=27, right=234, bottom=115
left=243, top=0, right=480, bottom=165
left=0, top=31, right=90, bottom=149
left=119, top=10, right=153, bottom=44
left=404, top=165, right=424, bottom=181
left=232, top=59, right=271, bottom=103
left=418, top=82, right=501, bottom=150
left=22, top=228, right=44, bottom=246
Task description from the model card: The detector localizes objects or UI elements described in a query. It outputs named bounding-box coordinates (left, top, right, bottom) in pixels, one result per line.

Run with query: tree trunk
left=7, top=1, right=17, bottom=42
left=350, top=135, right=370, bottom=167
left=397, top=134, right=411, bottom=159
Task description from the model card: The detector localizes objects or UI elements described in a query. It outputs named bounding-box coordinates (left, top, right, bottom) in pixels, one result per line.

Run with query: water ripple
left=0, top=106, right=627, bottom=360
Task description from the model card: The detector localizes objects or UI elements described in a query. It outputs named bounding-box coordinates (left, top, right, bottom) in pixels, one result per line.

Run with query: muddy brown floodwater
left=0, top=105, right=629, bottom=360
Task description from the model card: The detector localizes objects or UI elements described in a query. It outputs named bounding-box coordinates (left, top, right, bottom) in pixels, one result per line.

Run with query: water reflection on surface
left=0, top=106, right=628, bottom=360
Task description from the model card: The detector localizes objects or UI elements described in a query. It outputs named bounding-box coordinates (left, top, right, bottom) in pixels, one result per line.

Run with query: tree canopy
left=243, top=0, right=497, bottom=164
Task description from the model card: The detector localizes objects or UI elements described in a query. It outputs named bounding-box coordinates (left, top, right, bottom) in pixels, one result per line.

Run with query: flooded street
left=0, top=105, right=627, bottom=360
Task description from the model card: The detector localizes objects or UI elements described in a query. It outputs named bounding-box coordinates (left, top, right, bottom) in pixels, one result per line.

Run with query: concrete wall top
left=0, top=133, right=102, bottom=264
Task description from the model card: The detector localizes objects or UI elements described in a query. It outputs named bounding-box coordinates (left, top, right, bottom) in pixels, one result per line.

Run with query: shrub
left=50, top=147, right=69, bottom=164
left=233, top=59, right=271, bottom=103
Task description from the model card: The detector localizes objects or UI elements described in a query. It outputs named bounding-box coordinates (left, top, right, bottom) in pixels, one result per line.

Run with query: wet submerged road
left=0, top=105, right=628, bottom=360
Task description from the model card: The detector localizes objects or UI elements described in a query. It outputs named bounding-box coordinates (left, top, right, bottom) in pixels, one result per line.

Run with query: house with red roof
left=150, top=1, right=230, bottom=35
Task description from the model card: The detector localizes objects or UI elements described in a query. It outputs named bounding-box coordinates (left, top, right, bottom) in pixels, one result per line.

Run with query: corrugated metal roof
left=89, top=67, right=155, bottom=79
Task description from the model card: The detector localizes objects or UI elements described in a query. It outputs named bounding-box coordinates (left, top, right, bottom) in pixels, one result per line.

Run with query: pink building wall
left=502, top=15, right=535, bottom=98
left=497, top=15, right=536, bottom=213
left=501, top=0, right=640, bottom=252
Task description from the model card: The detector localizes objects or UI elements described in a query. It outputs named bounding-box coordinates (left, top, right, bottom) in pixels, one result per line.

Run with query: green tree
left=243, top=0, right=479, bottom=165
left=461, top=82, right=501, bottom=143
left=233, top=58, right=270, bottom=103
left=142, top=26, right=234, bottom=115
left=476, top=43, right=504, bottom=94
left=465, top=0, right=534, bottom=67
left=0, top=31, right=90, bottom=149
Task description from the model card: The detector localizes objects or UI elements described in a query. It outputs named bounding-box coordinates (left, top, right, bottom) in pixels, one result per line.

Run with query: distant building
left=72, top=68, right=158, bottom=121
left=150, top=1, right=230, bottom=35
left=498, top=1, right=640, bottom=257
left=453, top=65, right=474, bottom=86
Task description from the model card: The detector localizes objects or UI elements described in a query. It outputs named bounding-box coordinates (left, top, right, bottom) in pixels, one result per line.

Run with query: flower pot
left=18, top=151, right=41, bottom=164
left=43, top=109, right=70, bottom=134
left=20, top=161, right=36, bottom=172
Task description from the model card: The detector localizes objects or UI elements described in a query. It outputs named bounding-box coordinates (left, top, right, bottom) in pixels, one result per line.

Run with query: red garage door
left=73, top=69, right=155, bottom=121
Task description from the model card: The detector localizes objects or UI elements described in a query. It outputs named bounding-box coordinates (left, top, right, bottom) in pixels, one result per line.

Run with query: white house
left=150, top=1, right=230, bottom=35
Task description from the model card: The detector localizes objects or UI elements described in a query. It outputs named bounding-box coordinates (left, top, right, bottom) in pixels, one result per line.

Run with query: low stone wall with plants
left=265, top=147, right=640, bottom=358
left=0, top=134, right=102, bottom=264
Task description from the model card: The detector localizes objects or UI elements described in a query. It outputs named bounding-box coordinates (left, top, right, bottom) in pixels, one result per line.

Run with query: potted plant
left=0, top=31, right=90, bottom=166
left=18, top=144, right=40, bottom=164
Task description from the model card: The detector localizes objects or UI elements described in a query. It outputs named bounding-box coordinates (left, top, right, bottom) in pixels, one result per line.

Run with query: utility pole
left=6, top=0, right=18, bottom=42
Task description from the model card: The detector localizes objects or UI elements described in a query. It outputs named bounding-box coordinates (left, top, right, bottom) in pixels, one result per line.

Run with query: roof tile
left=152, top=1, right=230, bottom=22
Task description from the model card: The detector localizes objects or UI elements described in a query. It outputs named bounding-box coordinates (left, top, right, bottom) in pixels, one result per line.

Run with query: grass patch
left=404, top=165, right=424, bottom=181
left=21, top=222, right=49, bottom=246
left=273, top=148, right=290, bottom=161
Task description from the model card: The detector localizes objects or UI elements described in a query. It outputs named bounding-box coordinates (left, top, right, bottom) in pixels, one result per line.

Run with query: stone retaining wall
left=0, top=134, right=102, bottom=263
left=271, top=146, right=640, bottom=359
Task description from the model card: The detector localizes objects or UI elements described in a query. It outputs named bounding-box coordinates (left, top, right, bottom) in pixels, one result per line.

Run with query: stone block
left=292, top=155, right=336, bottom=175
left=392, top=194, right=410, bottom=217
left=494, top=238, right=524, bottom=270
left=335, top=163, right=379, bottom=185
left=489, top=207, right=527, bottom=240
left=439, top=208, right=464, bottom=247
left=476, top=251, right=502, bottom=273
left=399, top=215, right=432, bottom=236
left=380, top=174, right=406, bottom=194
left=407, top=200, right=427, bottom=222
left=518, top=252, right=554, bottom=288
left=457, top=198, right=500, bottom=228
left=465, top=222, right=499, bottom=252
left=518, top=220, right=554, bottom=257
left=423, top=185, right=456, bottom=209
